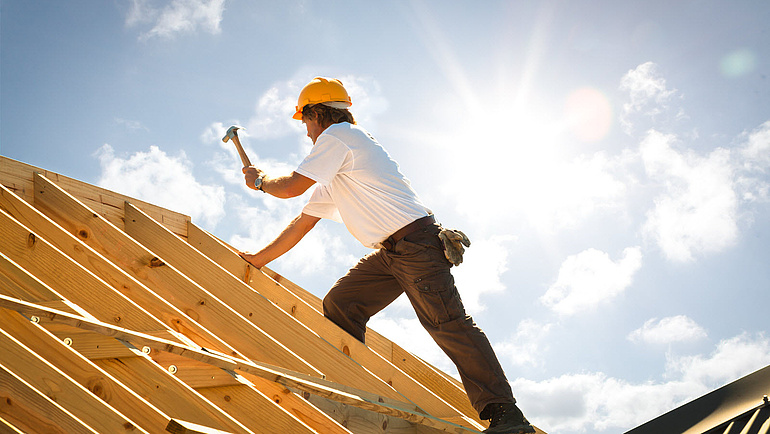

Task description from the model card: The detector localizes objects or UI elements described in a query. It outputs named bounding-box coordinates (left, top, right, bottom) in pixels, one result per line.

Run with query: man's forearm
left=239, top=213, right=320, bottom=268
left=243, top=167, right=315, bottom=198
left=262, top=172, right=314, bottom=198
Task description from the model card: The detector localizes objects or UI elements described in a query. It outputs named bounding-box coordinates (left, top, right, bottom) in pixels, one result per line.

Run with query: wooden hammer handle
left=231, top=135, right=252, bottom=167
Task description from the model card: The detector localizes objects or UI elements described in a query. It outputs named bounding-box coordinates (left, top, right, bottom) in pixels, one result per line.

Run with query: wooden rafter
left=0, top=156, right=523, bottom=434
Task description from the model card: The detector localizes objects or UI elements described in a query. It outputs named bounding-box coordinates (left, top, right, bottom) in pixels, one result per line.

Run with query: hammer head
left=222, top=125, right=244, bottom=143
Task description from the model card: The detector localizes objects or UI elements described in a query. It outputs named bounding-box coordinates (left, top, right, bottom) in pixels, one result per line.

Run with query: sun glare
left=448, top=92, right=620, bottom=233
left=564, top=87, right=613, bottom=143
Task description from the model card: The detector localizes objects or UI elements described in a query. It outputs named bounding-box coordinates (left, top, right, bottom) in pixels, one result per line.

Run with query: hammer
left=222, top=125, right=251, bottom=167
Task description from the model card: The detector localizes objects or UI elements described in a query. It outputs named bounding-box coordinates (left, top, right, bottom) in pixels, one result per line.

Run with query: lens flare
left=564, top=87, right=613, bottom=143
left=720, top=48, right=757, bottom=78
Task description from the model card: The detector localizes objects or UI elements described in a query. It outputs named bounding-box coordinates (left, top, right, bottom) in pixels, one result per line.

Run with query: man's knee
left=322, top=292, right=342, bottom=319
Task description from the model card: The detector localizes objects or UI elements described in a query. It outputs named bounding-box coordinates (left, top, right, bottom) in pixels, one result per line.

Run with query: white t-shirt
left=296, top=123, right=432, bottom=248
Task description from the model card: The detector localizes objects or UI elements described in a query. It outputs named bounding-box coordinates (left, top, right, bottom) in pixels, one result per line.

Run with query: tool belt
left=381, top=215, right=436, bottom=251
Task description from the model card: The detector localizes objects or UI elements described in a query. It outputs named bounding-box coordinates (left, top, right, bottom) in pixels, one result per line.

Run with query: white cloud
left=541, top=247, right=642, bottom=316
left=641, top=130, right=738, bottom=262
left=520, top=153, right=628, bottom=232
left=740, top=120, right=770, bottom=169
left=513, top=333, right=770, bottom=433
left=228, top=196, right=357, bottom=278
left=126, top=0, right=226, bottom=40
left=628, top=315, right=707, bottom=345
left=334, top=75, right=389, bottom=127
left=447, top=129, right=630, bottom=233
left=667, top=332, right=770, bottom=386
left=245, top=84, right=305, bottom=140
left=619, top=61, right=679, bottom=133
left=452, top=235, right=515, bottom=314
left=95, top=144, right=225, bottom=227
left=203, top=122, right=298, bottom=186
left=367, top=316, right=456, bottom=375
left=114, top=117, right=149, bottom=132
left=241, top=75, right=388, bottom=143
left=494, top=319, right=553, bottom=367
left=737, top=120, right=770, bottom=203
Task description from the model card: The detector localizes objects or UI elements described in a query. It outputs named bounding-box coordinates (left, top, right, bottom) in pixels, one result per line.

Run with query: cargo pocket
left=411, top=269, right=466, bottom=327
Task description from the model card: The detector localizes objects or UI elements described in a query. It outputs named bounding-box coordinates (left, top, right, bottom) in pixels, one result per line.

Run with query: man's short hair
left=302, top=103, right=356, bottom=127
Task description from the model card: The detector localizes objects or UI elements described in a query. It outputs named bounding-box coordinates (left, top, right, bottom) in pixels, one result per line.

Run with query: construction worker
left=239, top=76, right=535, bottom=434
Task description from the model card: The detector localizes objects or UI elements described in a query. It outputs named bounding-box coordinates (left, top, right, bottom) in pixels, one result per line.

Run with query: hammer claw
left=222, top=125, right=243, bottom=143
left=222, top=125, right=252, bottom=167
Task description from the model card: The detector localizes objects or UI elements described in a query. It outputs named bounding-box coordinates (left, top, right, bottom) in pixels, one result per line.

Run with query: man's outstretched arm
left=243, top=166, right=316, bottom=198
left=239, top=212, right=321, bottom=268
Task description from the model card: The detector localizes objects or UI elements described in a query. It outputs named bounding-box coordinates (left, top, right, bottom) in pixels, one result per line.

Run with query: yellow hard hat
left=293, top=77, right=352, bottom=120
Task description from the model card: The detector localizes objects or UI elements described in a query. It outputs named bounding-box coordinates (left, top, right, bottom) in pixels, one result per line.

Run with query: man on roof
left=239, top=76, right=535, bottom=434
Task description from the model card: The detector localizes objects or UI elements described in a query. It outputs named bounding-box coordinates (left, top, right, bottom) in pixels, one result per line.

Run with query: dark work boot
left=481, top=403, right=535, bottom=434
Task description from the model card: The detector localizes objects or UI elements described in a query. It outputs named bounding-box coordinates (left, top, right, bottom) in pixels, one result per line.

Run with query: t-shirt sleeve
left=295, top=135, right=350, bottom=186
left=302, top=185, right=342, bottom=222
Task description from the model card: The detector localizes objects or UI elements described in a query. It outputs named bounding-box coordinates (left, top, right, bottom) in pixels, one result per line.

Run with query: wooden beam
left=194, top=382, right=327, bottom=434
left=301, top=392, right=448, bottom=434
left=166, top=419, right=234, bottom=434
left=0, top=156, right=190, bottom=238
left=0, top=365, right=97, bottom=434
left=209, top=373, right=353, bottom=434
left=0, top=208, right=168, bottom=333
left=0, top=296, right=337, bottom=433
left=0, top=309, right=170, bottom=430
left=0, top=296, right=482, bottom=434
left=93, top=357, right=253, bottom=434
left=0, top=296, right=349, bottom=434
left=0, top=182, right=235, bottom=357
left=124, top=202, right=433, bottom=410
left=148, top=351, right=243, bottom=389
left=0, top=314, right=150, bottom=433
left=31, top=173, right=321, bottom=375
left=187, top=222, right=484, bottom=428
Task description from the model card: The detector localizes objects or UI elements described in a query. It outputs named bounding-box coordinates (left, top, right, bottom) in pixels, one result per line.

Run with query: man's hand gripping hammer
left=222, top=125, right=251, bottom=167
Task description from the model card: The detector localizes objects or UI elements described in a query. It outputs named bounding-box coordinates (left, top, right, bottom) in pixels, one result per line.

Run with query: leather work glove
left=438, top=228, right=471, bottom=266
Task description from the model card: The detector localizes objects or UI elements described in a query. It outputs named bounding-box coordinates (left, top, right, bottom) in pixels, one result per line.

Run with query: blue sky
left=2, top=1, right=769, bottom=432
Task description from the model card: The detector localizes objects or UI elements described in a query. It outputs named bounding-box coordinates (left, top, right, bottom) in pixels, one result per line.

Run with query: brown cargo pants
left=322, top=222, right=516, bottom=414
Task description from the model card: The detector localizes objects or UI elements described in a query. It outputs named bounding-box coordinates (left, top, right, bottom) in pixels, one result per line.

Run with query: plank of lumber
left=187, top=222, right=484, bottom=427
left=265, top=272, right=470, bottom=397
left=31, top=173, right=322, bottom=376
left=0, top=308, right=170, bottom=430
left=192, top=224, right=470, bottom=400
left=222, top=373, right=359, bottom=434
left=0, top=248, right=65, bottom=301
left=301, top=392, right=451, bottom=434
left=0, top=297, right=337, bottom=433
left=0, top=295, right=349, bottom=434
left=5, top=306, right=253, bottom=433
left=124, top=202, right=422, bottom=405
left=0, top=208, right=168, bottom=333
left=150, top=351, right=243, bottom=388
left=93, top=357, right=253, bottom=434
left=0, top=316, right=150, bottom=433
left=0, top=156, right=190, bottom=238
left=0, top=366, right=97, bottom=434
left=194, top=383, right=325, bottom=434
left=166, top=419, right=235, bottom=434
left=148, top=348, right=351, bottom=433
left=0, top=182, right=235, bottom=356
left=0, top=295, right=482, bottom=434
